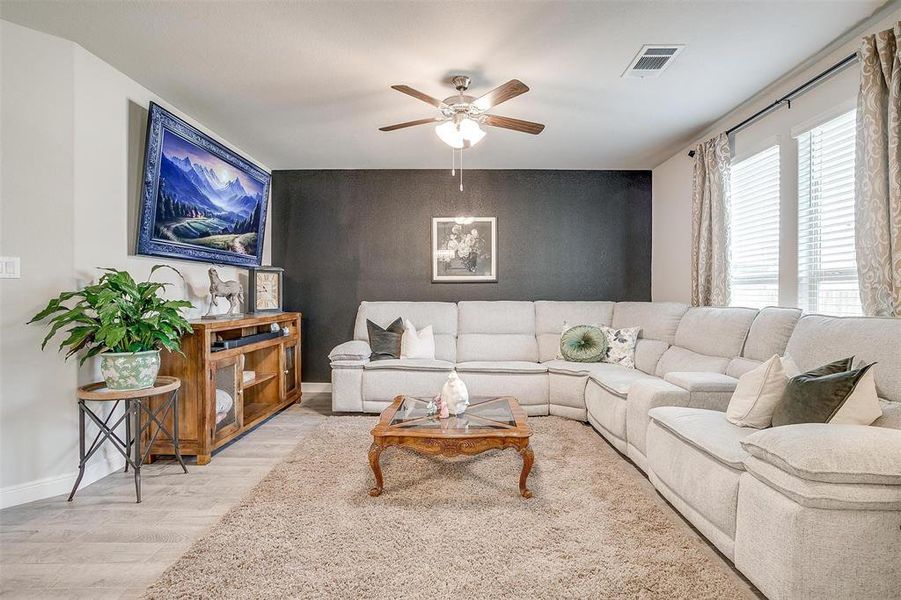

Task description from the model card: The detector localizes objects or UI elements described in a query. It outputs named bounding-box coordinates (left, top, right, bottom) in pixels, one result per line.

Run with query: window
left=729, top=145, right=780, bottom=308
left=796, top=109, right=861, bottom=316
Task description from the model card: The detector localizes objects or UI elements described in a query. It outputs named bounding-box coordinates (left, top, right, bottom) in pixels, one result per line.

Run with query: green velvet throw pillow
left=560, top=325, right=609, bottom=363
left=367, top=318, right=404, bottom=361
left=771, top=357, right=874, bottom=426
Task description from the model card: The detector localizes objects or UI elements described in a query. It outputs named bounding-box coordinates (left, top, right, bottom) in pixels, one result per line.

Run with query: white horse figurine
left=205, top=267, right=244, bottom=317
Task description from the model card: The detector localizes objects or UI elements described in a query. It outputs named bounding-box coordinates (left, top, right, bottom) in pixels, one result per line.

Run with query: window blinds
left=796, top=109, right=861, bottom=316
left=729, top=145, right=780, bottom=308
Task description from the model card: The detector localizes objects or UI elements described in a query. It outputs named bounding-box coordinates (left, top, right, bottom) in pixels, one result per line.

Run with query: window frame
left=726, top=97, right=861, bottom=316
left=728, top=142, right=782, bottom=309
left=793, top=106, right=861, bottom=316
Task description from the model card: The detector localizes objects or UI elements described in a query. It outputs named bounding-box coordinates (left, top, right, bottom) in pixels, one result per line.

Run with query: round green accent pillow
left=560, top=325, right=609, bottom=363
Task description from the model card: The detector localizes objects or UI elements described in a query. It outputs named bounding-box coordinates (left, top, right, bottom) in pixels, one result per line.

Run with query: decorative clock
left=248, top=267, right=284, bottom=313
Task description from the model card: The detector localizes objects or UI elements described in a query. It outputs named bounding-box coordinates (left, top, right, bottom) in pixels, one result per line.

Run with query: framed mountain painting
left=136, top=102, right=270, bottom=267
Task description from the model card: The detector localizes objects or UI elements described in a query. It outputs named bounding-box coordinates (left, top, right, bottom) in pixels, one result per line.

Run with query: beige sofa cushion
left=656, top=347, right=731, bottom=377
left=648, top=407, right=757, bottom=470
left=664, top=371, right=739, bottom=393
left=329, top=340, right=371, bottom=361
left=741, top=307, right=802, bottom=361
left=457, top=301, right=538, bottom=362
left=363, top=358, right=453, bottom=372
left=612, top=302, right=687, bottom=344
left=455, top=361, right=547, bottom=374
left=785, top=314, right=901, bottom=404
left=588, top=366, right=661, bottom=399
left=725, top=356, right=762, bottom=378
left=534, top=301, right=615, bottom=362
left=741, top=423, right=901, bottom=485
left=634, top=338, right=669, bottom=375
left=673, top=307, right=758, bottom=358
left=354, top=301, right=458, bottom=362
left=742, top=457, right=901, bottom=510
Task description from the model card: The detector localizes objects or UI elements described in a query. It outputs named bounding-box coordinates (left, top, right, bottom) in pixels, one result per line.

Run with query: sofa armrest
left=625, top=379, right=691, bottom=459
left=329, top=340, right=371, bottom=363
left=662, top=371, right=737, bottom=413
left=741, top=424, right=901, bottom=485
left=664, top=371, right=738, bottom=393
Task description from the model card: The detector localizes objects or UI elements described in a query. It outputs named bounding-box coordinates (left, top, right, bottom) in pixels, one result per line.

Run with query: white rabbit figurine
left=440, top=371, right=470, bottom=416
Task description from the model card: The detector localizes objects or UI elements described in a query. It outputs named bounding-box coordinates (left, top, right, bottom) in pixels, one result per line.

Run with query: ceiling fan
left=379, top=75, right=545, bottom=149
left=379, top=75, right=544, bottom=191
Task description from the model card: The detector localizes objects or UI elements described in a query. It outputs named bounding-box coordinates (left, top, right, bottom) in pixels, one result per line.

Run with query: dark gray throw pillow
left=367, top=318, right=404, bottom=361
left=771, top=357, right=874, bottom=426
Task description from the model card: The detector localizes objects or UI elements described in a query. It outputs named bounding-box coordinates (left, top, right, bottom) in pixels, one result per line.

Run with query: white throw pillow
left=726, top=354, right=790, bottom=429
left=601, top=326, right=639, bottom=369
left=829, top=366, right=882, bottom=425
left=401, top=319, right=435, bottom=360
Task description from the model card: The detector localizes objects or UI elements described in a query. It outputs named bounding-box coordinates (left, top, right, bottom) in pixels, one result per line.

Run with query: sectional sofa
left=329, top=300, right=901, bottom=600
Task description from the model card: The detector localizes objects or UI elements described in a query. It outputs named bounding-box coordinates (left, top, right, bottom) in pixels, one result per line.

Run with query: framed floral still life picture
left=431, top=217, right=497, bottom=283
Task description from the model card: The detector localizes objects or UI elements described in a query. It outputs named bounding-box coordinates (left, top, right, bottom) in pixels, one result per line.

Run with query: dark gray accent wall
left=271, top=170, right=651, bottom=382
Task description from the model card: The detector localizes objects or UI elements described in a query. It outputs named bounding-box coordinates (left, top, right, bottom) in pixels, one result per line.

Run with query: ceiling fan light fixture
left=459, top=118, right=486, bottom=146
left=435, top=118, right=485, bottom=148
left=435, top=121, right=464, bottom=148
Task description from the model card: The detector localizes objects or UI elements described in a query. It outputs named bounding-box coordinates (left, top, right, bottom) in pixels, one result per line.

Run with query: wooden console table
left=154, top=312, right=302, bottom=464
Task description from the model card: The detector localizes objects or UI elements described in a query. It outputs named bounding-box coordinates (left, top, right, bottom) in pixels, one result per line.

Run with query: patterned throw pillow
left=601, top=326, right=640, bottom=369
left=556, top=321, right=599, bottom=359
left=560, top=325, right=608, bottom=363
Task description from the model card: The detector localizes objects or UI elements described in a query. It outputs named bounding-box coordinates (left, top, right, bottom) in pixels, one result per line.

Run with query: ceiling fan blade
left=379, top=117, right=443, bottom=132
left=390, top=85, right=447, bottom=108
left=481, top=114, right=545, bottom=135
left=472, top=79, right=529, bottom=111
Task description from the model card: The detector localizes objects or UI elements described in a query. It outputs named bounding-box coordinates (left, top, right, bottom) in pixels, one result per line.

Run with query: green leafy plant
left=28, top=266, right=194, bottom=364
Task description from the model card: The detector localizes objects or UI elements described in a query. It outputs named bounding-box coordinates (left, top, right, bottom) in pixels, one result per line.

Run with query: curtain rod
left=687, top=51, right=859, bottom=157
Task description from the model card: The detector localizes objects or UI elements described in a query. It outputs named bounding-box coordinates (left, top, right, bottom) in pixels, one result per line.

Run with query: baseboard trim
left=301, top=382, right=332, bottom=393
left=0, top=453, right=125, bottom=510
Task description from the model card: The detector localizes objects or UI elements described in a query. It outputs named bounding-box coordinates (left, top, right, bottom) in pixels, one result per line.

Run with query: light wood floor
left=1, top=392, right=760, bottom=599
left=0, top=393, right=332, bottom=599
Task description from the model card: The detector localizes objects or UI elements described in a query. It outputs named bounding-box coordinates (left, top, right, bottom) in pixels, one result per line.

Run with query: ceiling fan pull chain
left=459, top=148, right=464, bottom=192
left=452, top=146, right=455, bottom=176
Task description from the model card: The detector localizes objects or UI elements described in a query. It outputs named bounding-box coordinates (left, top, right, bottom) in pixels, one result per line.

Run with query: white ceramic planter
left=100, top=350, right=161, bottom=390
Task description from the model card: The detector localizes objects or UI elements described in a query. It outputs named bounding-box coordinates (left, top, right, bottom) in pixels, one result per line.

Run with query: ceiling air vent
left=622, top=45, right=685, bottom=79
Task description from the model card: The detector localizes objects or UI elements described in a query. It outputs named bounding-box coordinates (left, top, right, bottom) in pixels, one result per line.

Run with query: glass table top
left=389, top=396, right=516, bottom=431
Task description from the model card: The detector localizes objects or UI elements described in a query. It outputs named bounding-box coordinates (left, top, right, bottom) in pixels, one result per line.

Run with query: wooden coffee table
left=369, top=395, right=534, bottom=498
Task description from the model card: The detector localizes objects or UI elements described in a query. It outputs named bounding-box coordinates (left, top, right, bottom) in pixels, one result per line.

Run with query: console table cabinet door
left=211, top=357, right=242, bottom=442
left=283, top=341, right=299, bottom=398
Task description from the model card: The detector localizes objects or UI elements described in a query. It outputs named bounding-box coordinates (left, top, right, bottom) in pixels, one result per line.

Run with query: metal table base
left=68, top=385, right=187, bottom=503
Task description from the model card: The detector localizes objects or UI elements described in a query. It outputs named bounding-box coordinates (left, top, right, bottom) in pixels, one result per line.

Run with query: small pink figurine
left=434, top=394, right=449, bottom=419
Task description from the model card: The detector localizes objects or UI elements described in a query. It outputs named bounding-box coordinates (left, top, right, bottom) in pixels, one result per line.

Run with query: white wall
left=651, top=152, right=693, bottom=302
left=0, top=21, right=80, bottom=508
left=650, top=7, right=900, bottom=303
left=0, top=21, right=271, bottom=508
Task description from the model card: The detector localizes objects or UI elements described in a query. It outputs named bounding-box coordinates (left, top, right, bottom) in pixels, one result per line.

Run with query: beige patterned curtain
left=691, top=133, right=731, bottom=306
left=855, top=22, right=901, bottom=317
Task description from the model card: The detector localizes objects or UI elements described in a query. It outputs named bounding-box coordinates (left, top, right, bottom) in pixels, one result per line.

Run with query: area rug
left=144, top=416, right=753, bottom=599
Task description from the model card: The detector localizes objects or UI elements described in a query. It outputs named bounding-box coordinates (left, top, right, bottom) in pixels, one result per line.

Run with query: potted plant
left=29, top=266, right=194, bottom=390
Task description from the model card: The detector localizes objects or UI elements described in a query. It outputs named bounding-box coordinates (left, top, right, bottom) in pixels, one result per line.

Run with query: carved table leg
left=519, top=444, right=534, bottom=498
left=368, top=442, right=384, bottom=497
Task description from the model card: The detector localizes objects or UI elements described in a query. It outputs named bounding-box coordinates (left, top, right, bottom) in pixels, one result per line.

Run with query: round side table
left=69, top=376, right=187, bottom=503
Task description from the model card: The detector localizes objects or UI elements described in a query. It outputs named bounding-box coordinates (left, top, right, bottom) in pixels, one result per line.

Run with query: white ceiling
left=0, top=1, right=887, bottom=170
